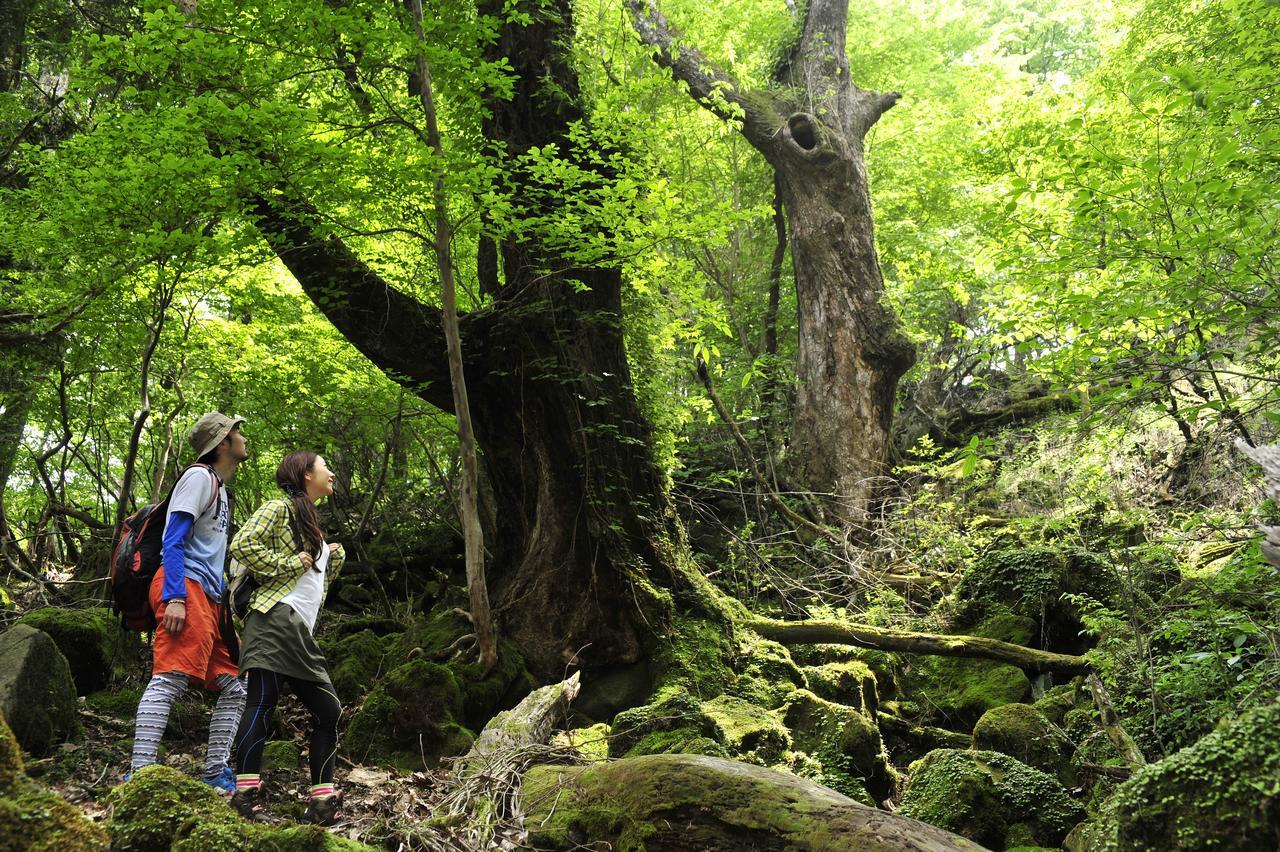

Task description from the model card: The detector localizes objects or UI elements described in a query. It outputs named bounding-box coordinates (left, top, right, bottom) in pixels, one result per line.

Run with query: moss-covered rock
left=702, top=694, right=789, bottom=765
left=780, top=690, right=893, bottom=803
left=0, top=783, right=110, bottom=851
left=608, top=687, right=723, bottom=758
left=262, top=739, right=302, bottom=771
left=107, top=764, right=375, bottom=851
left=972, top=703, right=1076, bottom=785
left=1092, top=700, right=1280, bottom=850
left=803, top=660, right=880, bottom=715
left=0, top=714, right=22, bottom=793
left=86, top=685, right=207, bottom=740
left=895, top=614, right=1033, bottom=731
left=648, top=618, right=734, bottom=699
left=323, top=628, right=395, bottom=700
left=0, top=625, right=79, bottom=755
left=1032, top=682, right=1085, bottom=726
left=16, top=607, right=140, bottom=694
left=522, top=753, right=984, bottom=851
left=344, top=658, right=474, bottom=769
left=572, top=661, right=652, bottom=722
left=952, top=546, right=1115, bottom=654
left=552, top=723, right=611, bottom=763
left=899, top=749, right=1084, bottom=849
left=726, top=637, right=807, bottom=709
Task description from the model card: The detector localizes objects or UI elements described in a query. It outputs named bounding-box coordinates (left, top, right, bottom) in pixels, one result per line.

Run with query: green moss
left=86, top=685, right=206, bottom=740
left=552, top=723, right=611, bottom=762
left=344, top=658, right=473, bottom=769
left=608, top=687, right=721, bottom=758
left=780, top=690, right=892, bottom=802
left=0, top=783, right=110, bottom=851
left=1095, top=700, right=1280, bottom=850
left=725, top=637, right=806, bottom=709
left=899, top=749, right=1083, bottom=849
left=0, top=625, right=80, bottom=756
left=323, top=629, right=395, bottom=700
left=972, top=703, right=1076, bottom=785
left=107, top=765, right=233, bottom=852
left=0, top=714, right=22, bottom=793
left=262, top=739, right=301, bottom=771
left=1033, top=683, right=1084, bottom=726
left=702, top=695, right=789, bottom=765
left=16, top=607, right=139, bottom=694
left=522, top=753, right=976, bottom=851
left=803, top=660, right=879, bottom=715
left=649, top=618, right=734, bottom=699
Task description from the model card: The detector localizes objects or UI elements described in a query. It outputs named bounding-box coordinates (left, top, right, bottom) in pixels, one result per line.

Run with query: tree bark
left=629, top=0, right=916, bottom=528
left=252, top=0, right=701, bottom=680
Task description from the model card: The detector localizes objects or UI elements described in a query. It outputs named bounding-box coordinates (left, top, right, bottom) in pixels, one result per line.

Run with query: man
left=129, top=411, right=249, bottom=793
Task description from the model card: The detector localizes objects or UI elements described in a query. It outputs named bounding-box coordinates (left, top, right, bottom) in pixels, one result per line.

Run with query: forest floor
left=35, top=693, right=517, bottom=850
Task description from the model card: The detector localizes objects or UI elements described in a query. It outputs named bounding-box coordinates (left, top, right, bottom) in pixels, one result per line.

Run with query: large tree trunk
left=252, top=0, right=698, bottom=680
left=631, top=0, right=915, bottom=526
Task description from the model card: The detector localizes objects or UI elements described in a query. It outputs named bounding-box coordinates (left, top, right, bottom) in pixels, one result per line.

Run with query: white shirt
left=280, top=543, right=330, bottom=633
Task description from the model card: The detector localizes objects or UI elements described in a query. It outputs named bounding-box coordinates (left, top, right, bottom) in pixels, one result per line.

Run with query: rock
left=895, top=614, right=1032, bottom=730
left=608, top=686, right=725, bottom=759
left=899, top=749, right=1083, bottom=849
left=344, top=658, right=475, bottom=769
left=572, top=660, right=651, bottom=721
left=107, top=765, right=374, bottom=851
left=262, top=739, right=301, bottom=770
left=803, top=660, right=880, bottom=715
left=728, top=637, right=807, bottom=709
left=781, top=689, right=893, bottom=802
left=0, top=625, right=79, bottom=755
left=1091, top=700, right=1280, bottom=850
left=17, top=607, right=141, bottom=694
left=522, top=753, right=986, bottom=851
left=322, top=628, right=394, bottom=700
left=702, top=694, right=789, bottom=765
left=971, top=703, right=1076, bottom=785
left=0, top=712, right=108, bottom=850
left=1032, top=683, right=1084, bottom=726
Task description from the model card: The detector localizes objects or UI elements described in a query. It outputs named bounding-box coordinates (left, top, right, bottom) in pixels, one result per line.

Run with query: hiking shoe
left=303, top=792, right=343, bottom=827
left=201, top=767, right=236, bottom=795
left=230, top=784, right=266, bottom=821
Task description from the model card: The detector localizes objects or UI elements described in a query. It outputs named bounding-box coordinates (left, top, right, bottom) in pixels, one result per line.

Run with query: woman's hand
left=298, top=551, right=316, bottom=570
left=328, top=542, right=344, bottom=560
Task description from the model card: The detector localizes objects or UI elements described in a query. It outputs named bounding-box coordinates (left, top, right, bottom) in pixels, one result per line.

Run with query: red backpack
left=109, top=464, right=222, bottom=631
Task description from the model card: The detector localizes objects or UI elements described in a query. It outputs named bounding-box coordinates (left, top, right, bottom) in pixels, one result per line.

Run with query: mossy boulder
left=702, top=694, right=789, bottom=765
left=0, top=783, right=110, bottom=851
left=0, top=715, right=21, bottom=792
left=780, top=690, right=893, bottom=803
left=608, top=687, right=724, bottom=759
left=972, top=703, right=1076, bottom=785
left=552, top=723, right=611, bottom=763
left=727, top=637, right=807, bottom=709
left=648, top=618, right=734, bottom=699
left=1092, top=700, right=1280, bottom=850
left=0, top=625, right=79, bottom=755
left=952, top=547, right=1115, bottom=654
left=262, top=739, right=302, bottom=771
left=896, top=614, right=1033, bottom=731
left=323, top=628, right=396, bottom=700
left=899, top=749, right=1084, bottom=849
left=344, top=658, right=474, bottom=769
left=522, top=753, right=985, bottom=851
left=1032, top=683, right=1084, bottom=726
left=107, top=765, right=374, bottom=851
left=803, top=660, right=880, bottom=715
left=86, top=685, right=206, bottom=740
left=17, top=607, right=140, bottom=694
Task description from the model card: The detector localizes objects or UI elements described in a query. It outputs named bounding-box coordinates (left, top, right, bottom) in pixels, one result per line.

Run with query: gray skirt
left=240, top=602, right=330, bottom=684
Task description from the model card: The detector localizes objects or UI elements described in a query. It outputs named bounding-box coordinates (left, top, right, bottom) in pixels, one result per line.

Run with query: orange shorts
left=150, top=568, right=238, bottom=689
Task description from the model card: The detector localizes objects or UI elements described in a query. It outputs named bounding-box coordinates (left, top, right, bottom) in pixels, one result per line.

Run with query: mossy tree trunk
left=252, top=0, right=701, bottom=680
left=630, top=0, right=916, bottom=528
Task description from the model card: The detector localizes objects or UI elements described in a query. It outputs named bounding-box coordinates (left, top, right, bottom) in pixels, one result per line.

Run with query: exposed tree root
left=746, top=617, right=1091, bottom=675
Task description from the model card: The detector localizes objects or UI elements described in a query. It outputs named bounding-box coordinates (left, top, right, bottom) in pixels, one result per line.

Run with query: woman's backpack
left=110, top=464, right=221, bottom=631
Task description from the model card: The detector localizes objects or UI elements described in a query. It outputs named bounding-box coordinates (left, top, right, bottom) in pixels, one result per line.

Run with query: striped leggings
left=131, top=671, right=247, bottom=776
left=233, top=668, right=342, bottom=785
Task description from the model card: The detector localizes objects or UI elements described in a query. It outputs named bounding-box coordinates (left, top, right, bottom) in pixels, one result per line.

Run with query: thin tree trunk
left=409, top=0, right=496, bottom=672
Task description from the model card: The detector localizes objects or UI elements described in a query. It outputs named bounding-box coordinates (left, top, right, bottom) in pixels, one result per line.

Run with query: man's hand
left=162, top=599, right=187, bottom=634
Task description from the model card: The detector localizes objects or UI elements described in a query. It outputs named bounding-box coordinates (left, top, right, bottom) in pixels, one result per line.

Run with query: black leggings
left=233, top=668, right=341, bottom=784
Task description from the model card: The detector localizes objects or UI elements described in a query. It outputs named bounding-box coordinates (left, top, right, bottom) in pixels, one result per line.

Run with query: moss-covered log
left=522, top=753, right=986, bottom=851
left=746, top=618, right=1090, bottom=675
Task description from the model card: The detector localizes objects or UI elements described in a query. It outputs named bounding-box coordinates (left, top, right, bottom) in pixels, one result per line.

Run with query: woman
left=227, top=451, right=346, bottom=826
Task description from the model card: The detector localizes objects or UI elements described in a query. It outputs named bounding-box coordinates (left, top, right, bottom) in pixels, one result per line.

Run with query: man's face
left=223, top=427, right=249, bottom=462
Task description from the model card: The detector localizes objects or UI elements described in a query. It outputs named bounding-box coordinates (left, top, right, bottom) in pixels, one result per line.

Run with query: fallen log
left=746, top=618, right=1091, bottom=675
left=522, top=752, right=987, bottom=851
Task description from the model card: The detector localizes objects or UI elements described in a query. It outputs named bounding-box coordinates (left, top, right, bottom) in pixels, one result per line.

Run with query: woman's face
left=305, top=455, right=337, bottom=500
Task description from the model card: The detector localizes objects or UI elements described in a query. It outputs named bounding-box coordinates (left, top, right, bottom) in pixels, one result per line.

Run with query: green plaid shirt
left=228, top=498, right=345, bottom=615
